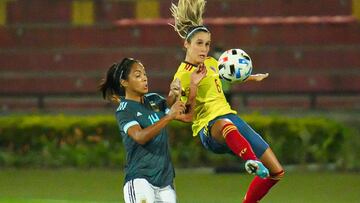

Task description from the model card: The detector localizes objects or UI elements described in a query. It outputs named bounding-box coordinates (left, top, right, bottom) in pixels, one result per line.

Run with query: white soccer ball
left=218, top=48, right=253, bottom=83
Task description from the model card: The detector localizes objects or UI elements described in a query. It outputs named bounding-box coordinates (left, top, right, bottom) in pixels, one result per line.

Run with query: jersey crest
left=149, top=100, right=160, bottom=112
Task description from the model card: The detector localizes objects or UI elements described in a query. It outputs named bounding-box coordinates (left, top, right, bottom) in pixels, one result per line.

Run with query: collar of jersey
left=183, top=61, right=198, bottom=67
left=122, top=97, right=145, bottom=104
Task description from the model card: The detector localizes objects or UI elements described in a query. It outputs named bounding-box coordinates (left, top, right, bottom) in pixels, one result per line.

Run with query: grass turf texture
left=0, top=169, right=359, bottom=203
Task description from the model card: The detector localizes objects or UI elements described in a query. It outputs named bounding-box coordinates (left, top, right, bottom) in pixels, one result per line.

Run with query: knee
left=270, top=169, right=285, bottom=181
left=212, top=119, right=234, bottom=140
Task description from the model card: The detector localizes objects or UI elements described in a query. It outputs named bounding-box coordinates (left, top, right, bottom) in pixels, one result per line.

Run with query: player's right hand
left=168, top=101, right=186, bottom=119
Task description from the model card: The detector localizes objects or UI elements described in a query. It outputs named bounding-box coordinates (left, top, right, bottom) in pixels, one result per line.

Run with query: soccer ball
left=218, top=48, right=253, bottom=83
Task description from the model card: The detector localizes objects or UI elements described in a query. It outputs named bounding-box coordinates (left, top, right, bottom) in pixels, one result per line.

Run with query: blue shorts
left=198, top=113, right=269, bottom=158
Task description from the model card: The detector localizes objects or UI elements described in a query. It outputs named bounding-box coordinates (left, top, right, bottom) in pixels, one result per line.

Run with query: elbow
left=134, top=139, right=147, bottom=145
left=132, top=134, right=148, bottom=145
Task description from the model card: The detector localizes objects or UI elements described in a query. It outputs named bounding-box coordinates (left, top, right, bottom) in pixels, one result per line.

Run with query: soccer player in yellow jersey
left=168, top=1, right=285, bottom=202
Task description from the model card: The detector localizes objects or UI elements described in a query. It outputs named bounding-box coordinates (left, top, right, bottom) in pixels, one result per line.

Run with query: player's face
left=122, top=62, right=148, bottom=97
left=184, top=32, right=211, bottom=65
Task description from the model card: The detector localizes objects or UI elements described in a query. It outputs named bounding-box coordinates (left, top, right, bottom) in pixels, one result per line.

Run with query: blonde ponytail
left=170, top=0, right=207, bottom=39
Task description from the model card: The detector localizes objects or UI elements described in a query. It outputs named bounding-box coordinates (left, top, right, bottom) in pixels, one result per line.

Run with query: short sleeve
left=115, top=109, right=139, bottom=134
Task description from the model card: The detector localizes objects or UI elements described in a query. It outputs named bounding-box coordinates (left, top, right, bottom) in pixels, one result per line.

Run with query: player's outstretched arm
left=245, top=73, right=269, bottom=82
left=127, top=101, right=185, bottom=145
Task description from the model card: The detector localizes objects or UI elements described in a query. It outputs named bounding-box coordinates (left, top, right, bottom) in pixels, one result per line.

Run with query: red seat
left=1, top=16, right=359, bottom=49
left=233, top=74, right=360, bottom=93
left=0, top=74, right=171, bottom=94
left=316, top=95, right=360, bottom=109
left=239, top=95, right=311, bottom=109
left=0, top=50, right=183, bottom=72
left=0, top=0, right=358, bottom=111
left=7, top=0, right=71, bottom=24
left=199, top=0, right=351, bottom=18
left=0, top=76, right=98, bottom=94
left=5, top=0, right=352, bottom=25
left=250, top=47, right=360, bottom=71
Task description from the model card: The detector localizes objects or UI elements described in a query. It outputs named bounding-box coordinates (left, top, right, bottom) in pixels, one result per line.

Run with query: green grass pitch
left=0, top=169, right=359, bottom=203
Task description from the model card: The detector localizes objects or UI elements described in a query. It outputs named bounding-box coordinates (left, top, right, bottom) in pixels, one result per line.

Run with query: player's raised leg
left=210, top=119, right=270, bottom=178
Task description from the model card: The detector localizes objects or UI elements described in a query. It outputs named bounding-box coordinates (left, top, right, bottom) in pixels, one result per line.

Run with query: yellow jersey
left=173, top=57, right=237, bottom=136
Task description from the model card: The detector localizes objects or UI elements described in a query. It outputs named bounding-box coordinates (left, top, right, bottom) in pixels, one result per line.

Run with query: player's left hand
left=169, top=100, right=186, bottom=119
left=251, top=73, right=269, bottom=81
left=190, top=63, right=207, bottom=86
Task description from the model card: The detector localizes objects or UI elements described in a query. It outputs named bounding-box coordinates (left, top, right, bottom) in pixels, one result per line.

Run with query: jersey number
left=148, top=113, right=160, bottom=125
left=214, top=79, right=222, bottom=93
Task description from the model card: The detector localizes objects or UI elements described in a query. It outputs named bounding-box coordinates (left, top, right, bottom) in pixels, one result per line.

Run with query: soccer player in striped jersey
left=99, top=57, right=205, bottom=203
left=169, top=1, right=285, bottom=202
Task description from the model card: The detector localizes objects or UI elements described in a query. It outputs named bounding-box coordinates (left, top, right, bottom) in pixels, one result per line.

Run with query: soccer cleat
left=245, top=160, right=269, bottom=179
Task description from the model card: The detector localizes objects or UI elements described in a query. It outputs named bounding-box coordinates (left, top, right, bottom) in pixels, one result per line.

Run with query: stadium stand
left=5, top=0, right=352, bottom=23
left=0, top=0, right=359, bottom=111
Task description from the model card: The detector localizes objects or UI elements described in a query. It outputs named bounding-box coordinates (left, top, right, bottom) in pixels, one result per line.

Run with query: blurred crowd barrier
left=2, top=114, right=358, bottom=170
left=0, top=0, right=359, bottom=112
